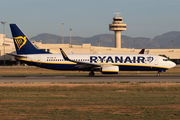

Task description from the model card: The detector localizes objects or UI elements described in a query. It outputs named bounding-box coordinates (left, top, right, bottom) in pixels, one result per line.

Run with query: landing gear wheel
left=89, top=71, right=95, bottom=77
left=157, top=72, right=160, bottom=77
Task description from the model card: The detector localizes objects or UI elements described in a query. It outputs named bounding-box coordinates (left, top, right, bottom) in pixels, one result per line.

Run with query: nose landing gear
left=157, top=70, right=166, bottom=77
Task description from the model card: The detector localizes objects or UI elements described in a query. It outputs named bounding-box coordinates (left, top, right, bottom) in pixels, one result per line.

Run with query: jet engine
left=101, top=65, right=119, bottom=74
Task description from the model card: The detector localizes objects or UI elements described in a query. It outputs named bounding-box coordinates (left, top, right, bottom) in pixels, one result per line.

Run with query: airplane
left=138, top=49, right=145, bottom=54
left=9, top=24, right=176, bottom=77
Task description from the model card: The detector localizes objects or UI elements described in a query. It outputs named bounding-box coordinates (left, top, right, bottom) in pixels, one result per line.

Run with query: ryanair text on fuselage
left=90, top=56, right=154, bottom=63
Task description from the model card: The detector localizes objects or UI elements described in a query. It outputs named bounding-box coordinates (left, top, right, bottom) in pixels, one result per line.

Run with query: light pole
left=1, top=21, right=7, bottom=66
left=170, top=40, right=173, bottom=49
left=70, top=28, right=72, bottom=46
left=96, top=40, right=100, bottom=47
left=62, top=22, right=64, bottom=44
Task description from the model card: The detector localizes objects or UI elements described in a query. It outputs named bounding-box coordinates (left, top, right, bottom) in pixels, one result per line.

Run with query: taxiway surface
left=0, top=75, right=179, bottom=83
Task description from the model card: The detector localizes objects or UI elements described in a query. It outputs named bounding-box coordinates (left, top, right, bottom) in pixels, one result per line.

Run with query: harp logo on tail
left=13, top=36, right=27, bottom=50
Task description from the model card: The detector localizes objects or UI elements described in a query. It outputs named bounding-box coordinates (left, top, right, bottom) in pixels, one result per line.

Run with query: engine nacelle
left=101, top=65, right=119, bottom=74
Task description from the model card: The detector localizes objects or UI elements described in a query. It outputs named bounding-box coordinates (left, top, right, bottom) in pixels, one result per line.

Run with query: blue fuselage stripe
left=17, top=59, right=168, bottom=71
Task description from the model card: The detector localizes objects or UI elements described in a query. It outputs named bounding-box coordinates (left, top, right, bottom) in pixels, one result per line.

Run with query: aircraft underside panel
left=17, top=59, right=168, bottom=72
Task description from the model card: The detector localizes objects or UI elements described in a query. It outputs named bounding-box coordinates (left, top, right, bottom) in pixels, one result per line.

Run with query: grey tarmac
left=0, top=75, right=179, bottom=83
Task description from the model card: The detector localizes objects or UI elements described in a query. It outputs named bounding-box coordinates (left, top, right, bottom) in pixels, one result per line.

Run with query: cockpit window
left=163, top=59, right=169, bottom=61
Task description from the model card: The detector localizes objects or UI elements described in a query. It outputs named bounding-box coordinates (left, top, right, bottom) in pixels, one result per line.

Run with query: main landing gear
left=157, top=72, right=160, bottom=77
left=89, top=71, right=95, bottom=77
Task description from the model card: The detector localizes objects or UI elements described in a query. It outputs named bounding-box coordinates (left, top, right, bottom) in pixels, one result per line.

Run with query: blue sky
left=0, top=0, right=180, bottom=39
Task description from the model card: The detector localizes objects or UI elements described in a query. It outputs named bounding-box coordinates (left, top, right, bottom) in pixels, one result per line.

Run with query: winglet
left=60, top=48, right=70, bottom=61
left=138, top=49, right=145, bottom=54
left=70, top=50, right=74, bottom=54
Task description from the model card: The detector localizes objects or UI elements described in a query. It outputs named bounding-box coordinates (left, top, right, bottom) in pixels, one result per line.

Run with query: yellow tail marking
left=13, top=36, right=27, bottom=50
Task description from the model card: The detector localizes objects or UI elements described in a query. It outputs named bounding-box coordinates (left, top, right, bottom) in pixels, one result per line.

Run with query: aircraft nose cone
left=170, top=62, right=176, bottom=68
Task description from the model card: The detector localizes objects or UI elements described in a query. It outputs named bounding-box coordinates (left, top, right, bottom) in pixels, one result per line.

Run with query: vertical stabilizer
left=10, top=24, right=50, bottom=54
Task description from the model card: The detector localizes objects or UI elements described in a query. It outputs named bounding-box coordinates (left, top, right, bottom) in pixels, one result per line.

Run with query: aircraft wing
left=7, top=53, right=27, bottom=58
left=60, top=48, right=101, bottom=69
left=74, top=61, right=101, bottom=69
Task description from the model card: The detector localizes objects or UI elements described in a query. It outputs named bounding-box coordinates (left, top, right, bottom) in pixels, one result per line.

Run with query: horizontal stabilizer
left=7, top=53, right=27, bottom=58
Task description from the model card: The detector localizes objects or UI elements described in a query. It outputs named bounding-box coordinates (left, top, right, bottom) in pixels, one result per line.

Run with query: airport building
left=0, top=14, right=180, bottom=65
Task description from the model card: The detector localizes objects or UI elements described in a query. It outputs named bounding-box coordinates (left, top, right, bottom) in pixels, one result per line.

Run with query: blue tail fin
left=10, top=24, right=50, bottom=54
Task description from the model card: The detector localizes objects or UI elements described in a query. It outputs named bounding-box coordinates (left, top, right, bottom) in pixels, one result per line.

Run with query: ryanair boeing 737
left=9, top=24, right=176, bottom=76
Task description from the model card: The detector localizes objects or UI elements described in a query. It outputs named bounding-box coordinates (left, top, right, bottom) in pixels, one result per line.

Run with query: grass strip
left=0, top=83, right=180, bottom=120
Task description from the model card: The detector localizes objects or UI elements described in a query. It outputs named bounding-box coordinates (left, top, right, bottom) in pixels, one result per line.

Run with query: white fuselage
left=16, top=53, right=176, bottom=72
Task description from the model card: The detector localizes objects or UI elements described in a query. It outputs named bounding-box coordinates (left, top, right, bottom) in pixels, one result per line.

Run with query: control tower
left=109, top=13, right=127, bottom=48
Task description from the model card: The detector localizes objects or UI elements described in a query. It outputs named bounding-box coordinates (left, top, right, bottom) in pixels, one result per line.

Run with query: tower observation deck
left=109, top=13, right=127, bottom=48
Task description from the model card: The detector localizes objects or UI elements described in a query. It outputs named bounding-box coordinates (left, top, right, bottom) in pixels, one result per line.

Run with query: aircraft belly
left=40, top=63, right=81, bottom=70
left=16, top=59, right=85, bottom=70
left=16, top=59, right=168, bottom=72
left=117, top=65, right=167, bottom=71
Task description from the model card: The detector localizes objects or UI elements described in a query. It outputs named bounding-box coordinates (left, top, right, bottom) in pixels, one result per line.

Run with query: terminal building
left=0, top=14, right=180, bottom=65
